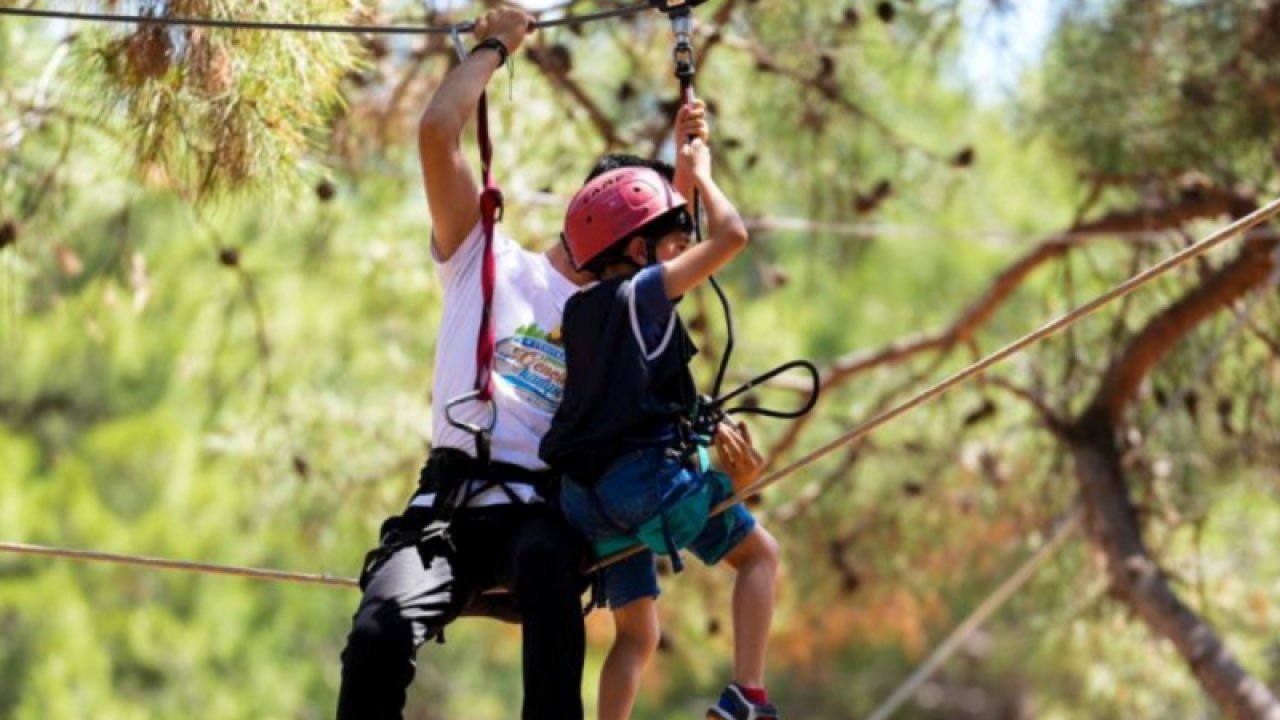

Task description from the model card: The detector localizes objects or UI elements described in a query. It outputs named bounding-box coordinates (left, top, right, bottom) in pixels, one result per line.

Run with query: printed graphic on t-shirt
left=495, top=323, right=566, bottom=413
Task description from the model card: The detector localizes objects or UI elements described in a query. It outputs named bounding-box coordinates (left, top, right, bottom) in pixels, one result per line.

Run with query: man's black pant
left=336, top=503, right=586, bottom=720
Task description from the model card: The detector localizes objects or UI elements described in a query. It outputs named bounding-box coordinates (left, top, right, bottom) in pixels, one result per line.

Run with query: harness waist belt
left=417, top=447, right=553, bottom=495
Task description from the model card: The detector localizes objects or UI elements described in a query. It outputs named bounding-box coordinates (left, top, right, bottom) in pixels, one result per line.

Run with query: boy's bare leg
left=599, top=597, right=661, bottom=720
left=722, top=525, right=781, bottom=688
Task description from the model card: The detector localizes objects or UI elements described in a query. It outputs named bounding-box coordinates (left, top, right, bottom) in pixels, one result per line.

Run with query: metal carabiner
left=449, top=23, right=469, bottom=63
left=669, top=11, right=695, bottom=80
left=444, top=389, right=498, bottom=464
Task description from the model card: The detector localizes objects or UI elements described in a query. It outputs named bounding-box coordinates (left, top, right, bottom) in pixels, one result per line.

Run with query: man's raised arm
left=419, top=8, right=535, bottom=262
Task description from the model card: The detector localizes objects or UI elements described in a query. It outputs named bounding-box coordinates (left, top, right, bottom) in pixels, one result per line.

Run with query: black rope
left=664, top=11, right=820, bottom=423
left=0, top=3, right=651, bottom=35
left=714, top=360, right=820, bottom=420
left=670, top=13, right=738, bottom=400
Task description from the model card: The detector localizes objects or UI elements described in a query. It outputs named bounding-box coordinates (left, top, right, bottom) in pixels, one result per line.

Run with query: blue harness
left=590, top=447, right=730, bottom=572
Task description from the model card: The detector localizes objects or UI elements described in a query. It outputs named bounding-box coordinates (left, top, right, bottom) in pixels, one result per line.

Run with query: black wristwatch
left=471, top=37, right=510, bottom=67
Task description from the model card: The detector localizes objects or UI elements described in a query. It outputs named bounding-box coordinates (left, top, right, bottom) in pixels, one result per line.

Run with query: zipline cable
left=0, top=3, right=651, bottom=35
left=3, top=197, right=1278, bottom=585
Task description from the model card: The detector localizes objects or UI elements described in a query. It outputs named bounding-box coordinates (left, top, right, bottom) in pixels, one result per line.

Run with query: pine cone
left=125, top=25, right=172, bottom=82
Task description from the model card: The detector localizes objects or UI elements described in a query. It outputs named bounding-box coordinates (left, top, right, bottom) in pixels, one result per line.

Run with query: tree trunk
left=1070, top=409, right=1280, bottom=720
left=1069, top=233, right=1280, bottom=719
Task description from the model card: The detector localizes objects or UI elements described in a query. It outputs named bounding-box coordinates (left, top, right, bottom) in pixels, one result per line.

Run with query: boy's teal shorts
left=559, top=446, right=756, bottom=609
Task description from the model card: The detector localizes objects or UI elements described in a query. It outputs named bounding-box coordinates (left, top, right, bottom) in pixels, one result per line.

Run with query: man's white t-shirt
left=414, top=223, right=578, bottom=508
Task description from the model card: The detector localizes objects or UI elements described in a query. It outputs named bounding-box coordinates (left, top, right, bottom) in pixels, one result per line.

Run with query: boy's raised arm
left=661, top=138, right=749, bottom=299
left=419, top=8, right=535, bottom=262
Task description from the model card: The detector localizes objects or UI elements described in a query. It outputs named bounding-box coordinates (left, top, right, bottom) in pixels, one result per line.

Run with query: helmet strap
left=559, top=232, right=583, bottom=272
left=643, top=236, right=661, bottom=266
left=586, top=235, right=660, bottom=279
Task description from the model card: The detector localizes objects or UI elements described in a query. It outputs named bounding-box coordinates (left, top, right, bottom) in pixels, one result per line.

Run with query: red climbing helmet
left=563, top=167, right=688, bottom=270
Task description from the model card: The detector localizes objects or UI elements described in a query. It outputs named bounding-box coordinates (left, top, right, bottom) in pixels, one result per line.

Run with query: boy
left=540, top=137, right=783, bottom=720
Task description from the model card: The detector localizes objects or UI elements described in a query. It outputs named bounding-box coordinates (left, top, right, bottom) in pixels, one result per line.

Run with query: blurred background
left=1, top=1, right=1278, bottom=718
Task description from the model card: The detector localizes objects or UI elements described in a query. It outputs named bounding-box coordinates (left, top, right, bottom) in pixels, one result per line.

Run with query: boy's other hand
left=714, top=421, right=764, bottom=493
left=473, top=7, right=536, bottom=55
left=681, top=137, right=713, bottom=182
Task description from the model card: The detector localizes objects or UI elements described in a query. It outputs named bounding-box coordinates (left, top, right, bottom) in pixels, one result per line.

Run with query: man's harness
left=356, top=448, right=564, bottom=631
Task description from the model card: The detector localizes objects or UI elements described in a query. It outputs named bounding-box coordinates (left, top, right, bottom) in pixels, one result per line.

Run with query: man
left=336, top=9, right=589, bottom=720
left=335, top=7, right=716, bottom=719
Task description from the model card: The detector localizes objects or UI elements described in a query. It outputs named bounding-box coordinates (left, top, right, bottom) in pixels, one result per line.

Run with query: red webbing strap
left=474, top=91, right=504, bottom=401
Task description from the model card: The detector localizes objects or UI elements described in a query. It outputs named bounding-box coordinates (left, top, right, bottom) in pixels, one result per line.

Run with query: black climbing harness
left=355, top=448, right=562, bottom=632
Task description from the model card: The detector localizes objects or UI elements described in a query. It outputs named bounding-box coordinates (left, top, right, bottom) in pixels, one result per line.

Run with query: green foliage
left=2, top=2, right=1278, bottom=718
left=1038, top=0, right=1280, bottom=187
left=71, top=0, right=363, bottom=199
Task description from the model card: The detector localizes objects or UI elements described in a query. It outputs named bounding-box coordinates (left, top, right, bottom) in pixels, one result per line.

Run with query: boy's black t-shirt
left=539, top=266, right=697, bottom=485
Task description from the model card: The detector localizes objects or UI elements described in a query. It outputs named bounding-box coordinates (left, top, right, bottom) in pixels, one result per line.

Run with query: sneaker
left=706, top=683, right=781, bottom=720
